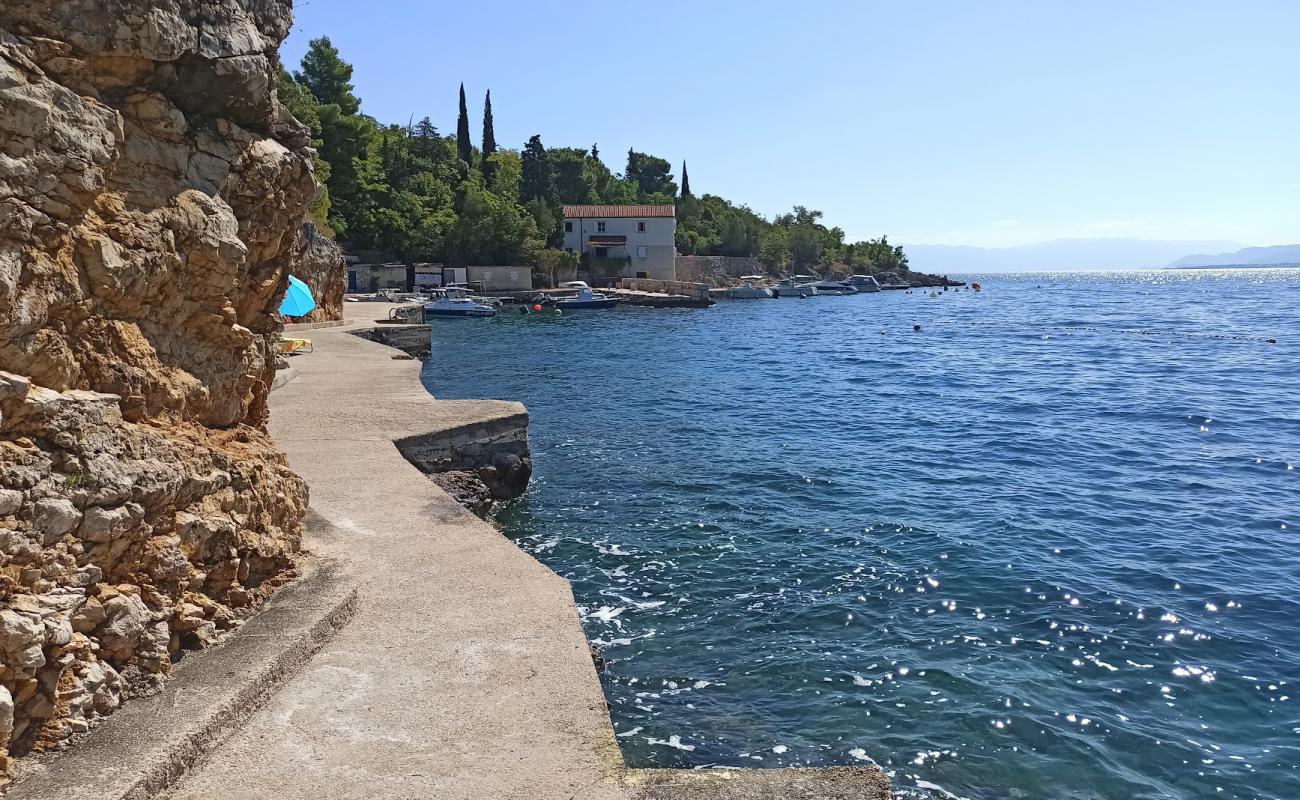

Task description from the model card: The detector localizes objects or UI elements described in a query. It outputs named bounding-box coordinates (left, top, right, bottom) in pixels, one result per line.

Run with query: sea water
left=421, top=270, right=1300, bottom=799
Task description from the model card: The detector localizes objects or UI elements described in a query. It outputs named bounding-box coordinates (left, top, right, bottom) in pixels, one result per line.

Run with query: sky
left=281, top=0, right=1299, bottom=249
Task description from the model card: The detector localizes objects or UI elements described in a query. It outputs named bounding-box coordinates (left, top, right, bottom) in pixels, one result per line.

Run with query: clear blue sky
left=282, top=0, right=1299, bottom=248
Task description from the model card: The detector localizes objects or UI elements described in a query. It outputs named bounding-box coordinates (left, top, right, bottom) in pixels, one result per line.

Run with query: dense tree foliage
left=282, top=38, right=911, bottom=274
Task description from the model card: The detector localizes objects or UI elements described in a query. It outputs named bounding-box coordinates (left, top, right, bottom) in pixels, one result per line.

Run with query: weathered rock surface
left=289, top=221, right=346, bottom=322
left=0, top=0, right=313, bottom=780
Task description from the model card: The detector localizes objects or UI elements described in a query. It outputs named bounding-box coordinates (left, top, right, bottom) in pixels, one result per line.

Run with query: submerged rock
left=0, top=0, right=314, bottom=776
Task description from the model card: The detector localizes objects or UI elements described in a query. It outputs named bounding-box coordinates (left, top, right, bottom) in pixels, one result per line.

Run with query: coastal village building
left=562, top=204, right=677, bottom=281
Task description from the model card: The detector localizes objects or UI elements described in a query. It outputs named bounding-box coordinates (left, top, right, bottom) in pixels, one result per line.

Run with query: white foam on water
left=616, top=726, right=643, bottom=737
left=646, top=735, right=695, bottom=751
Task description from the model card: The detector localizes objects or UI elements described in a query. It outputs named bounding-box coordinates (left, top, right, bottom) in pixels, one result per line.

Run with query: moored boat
left=813, top=279, right=856, bottom=296
left=553, top=281, right=620, bottom=310
left=423, top=287, right=496, bottom=318
left=845, top=274, right=882, bottom=293
left=773, top=275, right=820, bottom=297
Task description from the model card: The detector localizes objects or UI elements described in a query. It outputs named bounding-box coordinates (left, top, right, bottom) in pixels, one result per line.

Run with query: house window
left=564, top=221, right=573, bottom=233
left=596, top=221, right=606, bottom=232
left=636, top=245, right=648, bottom=259
left=637, top=221, right=646, bottom=232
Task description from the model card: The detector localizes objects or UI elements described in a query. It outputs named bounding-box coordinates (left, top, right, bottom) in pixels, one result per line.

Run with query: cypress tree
left=681, top=160, right=691, bottom=198
left=481, top=90, right=497, bottom=181
left=456, top=82, right=472, bottom=166
left=591, top=142, right=600, bottom=161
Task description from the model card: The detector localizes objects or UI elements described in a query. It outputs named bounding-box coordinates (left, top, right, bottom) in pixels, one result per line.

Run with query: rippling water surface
left=421, top=270, right=1300, bottom=799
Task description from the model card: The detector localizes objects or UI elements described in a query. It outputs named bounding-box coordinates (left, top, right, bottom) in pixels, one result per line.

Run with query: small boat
left=813, top=279, right=856, bottom=296
left=845, top=275, right=882, bottom=293
left=773, top=275, right=820, bottom=298
left=553, top=281, right=620, bottom=310
left=726, top=276, right=774, bottom=299
left=423, top=287, right=496, bottom=318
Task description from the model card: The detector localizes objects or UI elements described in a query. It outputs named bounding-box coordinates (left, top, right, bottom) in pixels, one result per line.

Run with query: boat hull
left=774, top=285, right=817, bottom=298
left=423, top=305, right=496, bottom=318
left=554, top=299, right=620, bottom=310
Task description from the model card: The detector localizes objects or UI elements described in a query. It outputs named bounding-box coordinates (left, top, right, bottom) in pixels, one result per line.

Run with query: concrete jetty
left=14, top=303, right=890, bottom=799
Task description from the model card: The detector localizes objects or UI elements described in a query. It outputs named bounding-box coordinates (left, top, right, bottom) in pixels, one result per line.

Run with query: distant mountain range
left=902, top=238, right=1245, bottom=274
left=1166, top=243, right=1300, bottom=268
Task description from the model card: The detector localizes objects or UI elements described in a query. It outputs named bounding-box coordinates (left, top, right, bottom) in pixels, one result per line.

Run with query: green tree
left=520, top=135, right=553, bottom=204
left=456, top=83, right=472, bottom=167
left=447, top=183, right=540, bottom=265
left=625, top=149, right=677, bottom=199
left=295, top=37, right=360, bottom=114
left=680, top=160, right=691, bottom=198
left=487, top=150, right=522, bottom=199
left=481, top=90, right=497, bottom=182
left=551, top=147, right=593, bottom=204
left=758, top=228, right=791, bottom=270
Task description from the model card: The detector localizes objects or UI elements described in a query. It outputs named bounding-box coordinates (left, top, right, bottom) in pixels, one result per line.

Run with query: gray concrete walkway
left=166, top=304, right=629, bottom=800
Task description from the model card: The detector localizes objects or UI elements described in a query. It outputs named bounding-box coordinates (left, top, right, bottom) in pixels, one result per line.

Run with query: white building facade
left=561, top=204, right=677, bottom=281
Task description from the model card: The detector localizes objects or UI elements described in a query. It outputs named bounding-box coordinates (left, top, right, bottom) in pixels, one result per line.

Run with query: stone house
left=561, top=204, right=677, bottom=281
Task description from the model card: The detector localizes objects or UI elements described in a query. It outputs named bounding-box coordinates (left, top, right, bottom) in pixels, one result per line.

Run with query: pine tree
left=456, top=83, right=472, bottom=166
left=591, top=143, right=600, bottom=161
left=520, top=135, right=553, bottom=203
left=481, top=90, right=498, bottom=182
left=680, top=160, right=691, bottom=198
left=296, top=37, right=360, bottom=115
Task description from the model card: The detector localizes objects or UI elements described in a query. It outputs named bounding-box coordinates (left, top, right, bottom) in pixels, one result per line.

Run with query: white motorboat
left=813, top=279, right=856, bottom=296
left=773, top=275, right=820, bottom=298
left=845, top=274, right=882, bottom=293
left=726, top=276, right=774, bottom=299
left=553, top=281, right=620, bottom=309
left=423, top=287, right=496, bottom=318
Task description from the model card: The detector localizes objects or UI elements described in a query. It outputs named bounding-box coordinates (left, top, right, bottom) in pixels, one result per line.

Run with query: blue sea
left=421, top=270, right=1300, bottom=800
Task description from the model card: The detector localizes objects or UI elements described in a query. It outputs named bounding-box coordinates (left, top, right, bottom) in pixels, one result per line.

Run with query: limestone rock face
left=289, top=221, right=346, bottom=323
left=0, top=0, right=312, bottom=776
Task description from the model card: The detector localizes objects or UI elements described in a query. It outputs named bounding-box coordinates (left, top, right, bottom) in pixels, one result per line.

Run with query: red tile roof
left=561, top=204, right=676, bottom=219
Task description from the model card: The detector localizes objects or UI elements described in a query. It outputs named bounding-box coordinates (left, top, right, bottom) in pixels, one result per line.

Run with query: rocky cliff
left=0, top=0, right=314, bottom=779
left=289, top=221, right=345, bottom=322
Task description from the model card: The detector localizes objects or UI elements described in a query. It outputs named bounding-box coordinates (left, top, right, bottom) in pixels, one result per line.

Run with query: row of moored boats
left=726, top=274, right=883, bottom=299
left=421, top=281, right=616, bottom=318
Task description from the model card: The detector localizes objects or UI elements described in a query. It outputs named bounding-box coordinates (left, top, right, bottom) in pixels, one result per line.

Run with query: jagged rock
left=0, top=610, right=44, bottom=670
left=0, top=0, right=314, bottom=773
left=94, top=593, right=150, bottom=664
left=31, top=499, right=81, bottom=541
left=0, top=685, right=12, bottom=743
left=0, top=489, right=21, bottom=516
left=289, top=222, right=346, bottom=323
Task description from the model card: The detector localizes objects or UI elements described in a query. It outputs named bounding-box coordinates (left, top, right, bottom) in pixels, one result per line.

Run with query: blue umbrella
left=279, top=275, right=316, bottom=317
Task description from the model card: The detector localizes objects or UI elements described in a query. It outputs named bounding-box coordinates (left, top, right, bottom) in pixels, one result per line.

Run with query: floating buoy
left=930, top=291, right=938, bottom=298
left=1267, top=338, right=1277, bottom=344
left=972, top=282, right=982, bottom=292
left=913, top=324, right=922, bottom=332
left=533, top=303, right=543, bottom=311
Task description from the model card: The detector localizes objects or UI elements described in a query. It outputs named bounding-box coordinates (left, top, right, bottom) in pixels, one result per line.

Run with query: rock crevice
left=1, top=0, right=314, bottom=779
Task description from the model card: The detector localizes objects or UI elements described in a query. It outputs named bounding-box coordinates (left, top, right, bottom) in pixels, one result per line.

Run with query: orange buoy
left=533, top=303, right=543, bottom=311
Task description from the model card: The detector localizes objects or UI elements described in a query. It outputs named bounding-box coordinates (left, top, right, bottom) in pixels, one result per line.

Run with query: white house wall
left=562, top=216, right=677, bottom=280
